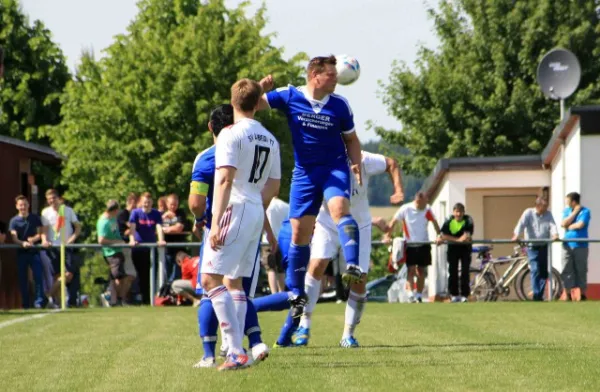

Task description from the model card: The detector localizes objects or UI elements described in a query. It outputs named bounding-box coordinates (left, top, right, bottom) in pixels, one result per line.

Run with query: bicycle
left=469, top=245, right=563, bottom=301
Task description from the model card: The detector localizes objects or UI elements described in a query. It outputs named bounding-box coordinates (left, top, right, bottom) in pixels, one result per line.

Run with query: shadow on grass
left=276, top=342, right=560, bottom=368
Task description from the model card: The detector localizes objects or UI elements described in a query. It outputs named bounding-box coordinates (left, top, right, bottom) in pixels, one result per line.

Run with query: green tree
left=0, top=0, right=71, bottom=189
left=47, top=0, right=306, bottom=232
left=362, top=140, right=424, bottom=204
left=376, top=0, right=600, bottom=176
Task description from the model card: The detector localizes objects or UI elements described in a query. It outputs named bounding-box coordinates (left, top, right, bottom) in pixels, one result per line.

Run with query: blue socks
left=198, top=298, right=218, bottom=359
left=245, top=299, right=262, bottom=349
left=253, top=291, right=292, bottom=312
left=287, top=243, right=310, bottom=296
left=276, top=309, right=300, bottom=346
left=198, top=296, right=265, bottom=355
left=337, top=215, right=360, bottom=267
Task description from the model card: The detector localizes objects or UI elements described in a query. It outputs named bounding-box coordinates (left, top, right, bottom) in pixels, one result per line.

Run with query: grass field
left=1, top=303, right=600, bottom=391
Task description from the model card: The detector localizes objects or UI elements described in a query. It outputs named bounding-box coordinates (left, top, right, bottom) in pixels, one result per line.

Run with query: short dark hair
left=126, top=192, right=139, bottom=204
left=231, top=78, right=262, bottom=112
left=106, top=199, right=119, bottom=212
left=453, top=203, right=465, bottom=212
left=176, top=251, right=189, bottom=264
left=566, top=192, right=580, bottom=204
left=209, top=104, right=234, bottom=137
left=307, top=55, right=337, bottom=80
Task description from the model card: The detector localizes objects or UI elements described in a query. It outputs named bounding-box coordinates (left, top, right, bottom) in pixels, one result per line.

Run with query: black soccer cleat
left=289, top=293, right=308, bottom=319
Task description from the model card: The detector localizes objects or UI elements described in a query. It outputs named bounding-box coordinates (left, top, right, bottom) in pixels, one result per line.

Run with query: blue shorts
left=278, top=220, right=292, bottom=271
left=289, top=162, right=350, bottom=218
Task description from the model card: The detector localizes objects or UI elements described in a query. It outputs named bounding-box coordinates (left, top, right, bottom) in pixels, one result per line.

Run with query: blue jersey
left=191, top=145, right=216, bottom=296
left=266, top=85, right=355, bottom=168
left=190, top=145, right=216, bottom=229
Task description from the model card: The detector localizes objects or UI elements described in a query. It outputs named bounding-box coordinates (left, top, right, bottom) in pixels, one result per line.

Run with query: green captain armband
left=190, top=181, right=209, bottom=196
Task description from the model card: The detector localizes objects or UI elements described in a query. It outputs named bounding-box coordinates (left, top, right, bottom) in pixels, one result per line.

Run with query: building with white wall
left=420, top=105, right=600, bottom=300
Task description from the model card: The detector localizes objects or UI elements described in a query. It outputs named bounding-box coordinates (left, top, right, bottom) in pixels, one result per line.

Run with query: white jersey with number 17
left=214, top=118, right=281, bottom=205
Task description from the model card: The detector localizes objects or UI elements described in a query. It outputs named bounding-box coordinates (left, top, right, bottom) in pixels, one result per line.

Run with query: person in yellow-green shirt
left=440, top=203, right=474, bottom=303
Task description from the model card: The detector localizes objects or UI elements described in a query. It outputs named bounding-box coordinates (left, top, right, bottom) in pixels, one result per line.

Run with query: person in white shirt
left=293, top=151, right=404, bottom=348
left=201, top=78, right=281, bottom=371
left=385, top=192, right=442, bottom=303
left=261, top=197, right=289, bottom=293
left=40, top=189, right=82, bottom=307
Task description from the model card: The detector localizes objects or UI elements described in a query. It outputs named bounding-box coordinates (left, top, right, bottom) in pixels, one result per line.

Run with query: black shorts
left=261, top=247, right=283, bottom=273
left=405, top=245, right=432, bottom=267
left=105, top=253, right=126, bottom=280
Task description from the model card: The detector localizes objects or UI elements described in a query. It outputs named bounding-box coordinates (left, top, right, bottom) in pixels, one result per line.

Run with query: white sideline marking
left=0, top=309, right=61, bottom=330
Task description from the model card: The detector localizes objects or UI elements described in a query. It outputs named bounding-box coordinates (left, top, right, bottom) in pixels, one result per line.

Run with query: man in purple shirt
left=129, top=192, right=166, bottom=304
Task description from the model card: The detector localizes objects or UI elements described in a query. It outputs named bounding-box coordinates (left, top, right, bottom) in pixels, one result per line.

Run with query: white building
left=420, top=105, right=600, bottom=300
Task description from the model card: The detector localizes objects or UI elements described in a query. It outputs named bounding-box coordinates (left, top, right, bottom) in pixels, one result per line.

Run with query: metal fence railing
left=0, top=238, right=596, bottom=306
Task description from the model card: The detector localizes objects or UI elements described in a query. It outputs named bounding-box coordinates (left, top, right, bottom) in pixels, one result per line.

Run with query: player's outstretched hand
left=351, top=163, right=362, bottom=186
left=390, top=191, right=404, bottom=205
left=259, top=75, right=274, bottom=92
left=209, top=226, right=223, bottom=250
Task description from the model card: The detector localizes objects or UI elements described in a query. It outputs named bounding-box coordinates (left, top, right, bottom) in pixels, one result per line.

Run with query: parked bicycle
left=469, top=245, right=563, bottom=301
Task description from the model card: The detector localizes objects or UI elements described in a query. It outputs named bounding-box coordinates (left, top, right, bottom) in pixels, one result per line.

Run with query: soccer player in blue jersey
left=257, top=55, right=363, bottom=318
left=188, top=104, right=272, bottom=368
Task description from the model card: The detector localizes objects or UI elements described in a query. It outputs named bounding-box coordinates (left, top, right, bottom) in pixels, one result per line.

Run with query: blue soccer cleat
left=291, top=327, right=310, bottom=346
left=272, top=341, right=293, bottom=349
left=339, top=336, right=360, bottom=348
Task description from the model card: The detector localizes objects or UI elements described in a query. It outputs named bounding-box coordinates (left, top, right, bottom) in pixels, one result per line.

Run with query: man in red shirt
left=171, top=251, right=201, bottom=306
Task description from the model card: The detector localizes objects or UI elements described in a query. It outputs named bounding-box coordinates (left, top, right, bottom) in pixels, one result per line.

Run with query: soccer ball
left=335, top=55, right=360, bottom=86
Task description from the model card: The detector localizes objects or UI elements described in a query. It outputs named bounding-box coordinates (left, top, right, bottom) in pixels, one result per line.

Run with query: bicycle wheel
left=470, top=270, right=497, bottom=302
left=517, top=268, right=563, bottom=301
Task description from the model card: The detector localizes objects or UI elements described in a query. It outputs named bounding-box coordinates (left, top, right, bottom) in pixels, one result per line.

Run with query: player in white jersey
left=293, top=151, right=404, bottom=348
left=201, top=79, right=281, bottom=371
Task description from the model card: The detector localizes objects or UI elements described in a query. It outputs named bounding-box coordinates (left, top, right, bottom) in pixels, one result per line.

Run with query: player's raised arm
left=257, top=75, right=275, bottom=111
left=385, top=156, right=404, bottom=204
left=343, top=132, right=363, bottom=186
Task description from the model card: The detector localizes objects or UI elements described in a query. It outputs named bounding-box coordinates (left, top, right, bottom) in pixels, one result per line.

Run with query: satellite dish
left=537, top=48, right=581, bottom=100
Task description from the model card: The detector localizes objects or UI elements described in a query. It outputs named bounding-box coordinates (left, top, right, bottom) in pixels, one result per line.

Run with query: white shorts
left=310, top=222, right=372, bottom=273
left=201, top=203, right=264, bottom=279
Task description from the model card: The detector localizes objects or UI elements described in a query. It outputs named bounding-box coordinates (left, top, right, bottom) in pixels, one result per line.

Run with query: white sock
left=230, top=290, right=247, bottom=344
left=208, top=286, right=242, bottom=355
left=343, top=291, right=366, bottom=339
left=300, top=273, right=321, bottom=329
left=415, top=292, right=422, bottom=300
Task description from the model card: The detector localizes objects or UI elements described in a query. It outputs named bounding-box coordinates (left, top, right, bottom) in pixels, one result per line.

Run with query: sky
left=19, top=0, right=439, bottom=142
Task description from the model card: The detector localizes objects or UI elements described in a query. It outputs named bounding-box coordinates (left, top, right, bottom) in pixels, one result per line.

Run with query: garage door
left=483, top=195, right=538, bottom=258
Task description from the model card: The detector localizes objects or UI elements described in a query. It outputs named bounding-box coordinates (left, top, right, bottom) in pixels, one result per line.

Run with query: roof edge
left=420, top=155, right=542, bottom=200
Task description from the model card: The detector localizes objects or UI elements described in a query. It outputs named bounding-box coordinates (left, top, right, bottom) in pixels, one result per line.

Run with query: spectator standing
left=386, top=192, right=442, bottom=303
left=9, top=195, right=45, bottom=309
left=261, top=197, right=289, bottom=293
left=117, top=192, right=139, bottom=242
left=97, top=200, right=137, bottom=306
left=41, top=189, right=82, bottom=307
left=561, top=192, right=591, bottom=301
left=162, top=194, right=189, bottom=282
left=171, top=251, right=201, bottom=306
left=129, top=192, right=166, bottom=304
left=511, top=197, right=559, bottom=301
left=440, top=203, right=474, bottom=303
